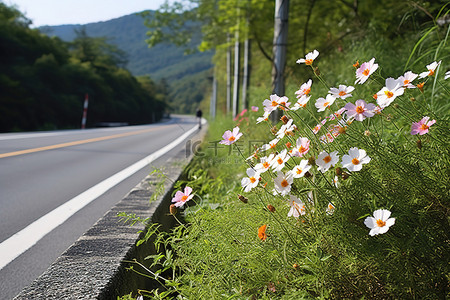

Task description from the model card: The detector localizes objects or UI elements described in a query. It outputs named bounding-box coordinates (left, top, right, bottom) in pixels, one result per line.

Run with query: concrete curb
left=14, top=126, right=206, bottom=299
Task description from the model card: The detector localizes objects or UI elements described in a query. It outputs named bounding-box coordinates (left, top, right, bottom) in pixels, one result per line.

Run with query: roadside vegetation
left=120, top=1, right=449, bottom=299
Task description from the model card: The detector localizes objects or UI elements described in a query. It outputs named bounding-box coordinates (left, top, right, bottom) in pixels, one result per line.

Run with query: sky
left=4, top=0, right=169, bottom=27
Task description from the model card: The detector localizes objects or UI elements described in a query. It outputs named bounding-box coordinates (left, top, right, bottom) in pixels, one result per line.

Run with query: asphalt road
left=0, top=115, right=200, bottom=299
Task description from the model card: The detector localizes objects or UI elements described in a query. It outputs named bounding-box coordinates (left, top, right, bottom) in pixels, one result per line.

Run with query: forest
left=0, top=3, right=168, bottom=132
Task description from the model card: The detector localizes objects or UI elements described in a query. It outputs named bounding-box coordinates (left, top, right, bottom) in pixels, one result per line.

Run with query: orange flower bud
left=267, top=204, right=276, bottom=212
left=237, top=194, right=248, bottom=203
left=280, top=115, right=289, bottom=124
left=353, top=61, right=359, bottom=68
left=169, top=204, right=177, bottom=215
left=417, top=82, right=425, bottom=92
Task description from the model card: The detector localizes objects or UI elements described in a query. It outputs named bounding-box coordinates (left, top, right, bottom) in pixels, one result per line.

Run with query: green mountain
left=39, top=11, right=213, bottom=113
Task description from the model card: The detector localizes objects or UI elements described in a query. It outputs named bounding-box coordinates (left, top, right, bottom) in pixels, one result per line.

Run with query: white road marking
left=0, top=123, right=200, bottom=270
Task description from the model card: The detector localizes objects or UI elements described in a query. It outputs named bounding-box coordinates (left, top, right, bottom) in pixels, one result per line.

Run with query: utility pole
left=271, top=0, right=289, bottom=123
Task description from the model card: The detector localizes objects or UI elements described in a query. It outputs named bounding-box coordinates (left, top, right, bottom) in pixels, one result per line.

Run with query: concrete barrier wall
left=15, top=128, right=205, bottom=299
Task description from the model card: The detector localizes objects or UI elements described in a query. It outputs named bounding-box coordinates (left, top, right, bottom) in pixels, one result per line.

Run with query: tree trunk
left=242, top=38, right=250, bottom=111
left=226, top=34, right=231, bottom=114
left=232, top=27, right=240, bottom=118
left=271, top=0, right=289, bottom=123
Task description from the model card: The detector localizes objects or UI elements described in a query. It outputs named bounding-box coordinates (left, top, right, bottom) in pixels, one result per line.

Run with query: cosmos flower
left=256, top=111, right=271, bottom=124
left=288, top=159, right=311, bottom=179
left=172, top=186, right=194, bottom=208
left=273, top=171, right=293, bottom=196
left=397, top=71, right=418, bottom=89
left=255, top=154, right=275, bottom=173
left=296, top=50, right=319, bottom=65
left=291, top=95, right=311, bottom=110
left=270, top=149, right=290, bottom=172
left=341, top=147, right=371, bottom=172
left=326, top=202, right=335, bottom=215
left=411, top=116, right=436, bottom=135
left=344, top=99, right=376, bottom=121
left=263, top=94, right=282, bottom=113
left=418, top=60, right=441, bottom=79
left=291, top=137, right=310, bottom=157
left=220, top=127, right=243, bottom=145
left=261, top=138, right=279, bottom=151
left=364, top=209, right=395, bottom=236
left=329, top=85, right=355, bottom=99
left=287, top=196, right=306, bottom=218
left=376, top=78, right=404, bottom=108
left=258, top=224, right=267, bottom=241
left=315, top=94, right=336, bottom=112
left=276, top=119, right=296, bottom=139
left=316, top=150, right=339, bottom=173
left=251, top=106, right=259, bottom=112
left=241, top=168, right=261, bottom=192
left=295, top=79, right=313, bottom=98
left=355, top=58, right=378, bottom=84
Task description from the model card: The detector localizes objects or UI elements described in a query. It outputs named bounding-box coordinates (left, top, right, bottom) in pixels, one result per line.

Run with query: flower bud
left=416, top=139, right=422, bottom=150
left=271, top=126, right=278, bottom=135
left=267, top=204, right=276, bottom=212
left=293, top=263, right=299, bottom=270
left=342, top=172, right=350, bottom=180
left=353, top=61, right=359, bottom=68
left=308, top=156, right=316, bottom=166
left=314, top=67, right=320, bottom=76
left=280, top=115, right=289, bottom=124
left=410, top=97, right=416, bottom=102
left=285, top=142, right=292, bottom=148
left=169, top=204, right=177, bottom=215
left=364, top=130, right=371, bottom=136
left=238, top=194, right=248, bottom=203
left=335, top=167, right=342, bottom=176
left=304, top=171, right=313, bottom=178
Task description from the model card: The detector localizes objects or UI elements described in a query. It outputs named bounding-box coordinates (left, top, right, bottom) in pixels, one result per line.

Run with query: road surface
left=0, top=115, right=201, bottom=299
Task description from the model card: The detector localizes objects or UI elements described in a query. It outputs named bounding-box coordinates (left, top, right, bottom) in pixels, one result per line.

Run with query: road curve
left=0, top=115, right=201, bottom=299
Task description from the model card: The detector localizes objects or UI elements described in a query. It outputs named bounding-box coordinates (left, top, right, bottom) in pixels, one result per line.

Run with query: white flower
left=295, top=79, right=312, bottom=98
left=241, top=168, right=261, bottom=192
left=341, top=147, right=371, bottom=172
left=276, top=119, right=296, bottom=139
left=418, top=60, right=441, bottom=79
left=376, top=78, right=404, bottom=108
left=273, top=171, right=293, bottom=196
left=296, top=50, right=319, bottom=65
left=316, top=150, right=339, bottom=173
left=291, top=95, right=311, bottom=110
left=254, top=154, right=274, bottom=173
left=315, top=94, right=336, bottom=112
left=263, top=94, right=281, bottom=113
left=329, top=85, right=355, bottom=99
left=256, top=111, right=270, bottom=124
left=270, top=149, right=290, bottom=172
left=287, top=195, right=306, bottom=218
left=445, top=71, right=450, bottom=80
left=397, top=71, right=418, bottom=89
left=261, top=138, right=279, bottom=151
left=364, top=209, right=395, bottom=236
left=288, top=159, right=311, bottom=179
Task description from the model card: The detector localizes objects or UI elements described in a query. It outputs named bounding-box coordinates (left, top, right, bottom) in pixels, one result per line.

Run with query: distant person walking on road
left=196, top=108, right=203, bottom=129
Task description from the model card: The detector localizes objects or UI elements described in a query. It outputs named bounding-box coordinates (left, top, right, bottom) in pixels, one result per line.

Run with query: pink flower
left=355, top=58, right=378, bottom=84
left=251, top=106, right=259, bottom=112
left=329, top=85, right=354, bottom=99
left=220, top=127, right=243, bottom=145
left=172, top=186, right=194, bottom=208
left=296, top=50, right=319, bottom=65
left=292, top=137, right=310, bottom=157
left=344, top=99, right=376, bottom=121
left=411, top=116, right=436, bottom=135
left=263, top=94, right=281, bottom=113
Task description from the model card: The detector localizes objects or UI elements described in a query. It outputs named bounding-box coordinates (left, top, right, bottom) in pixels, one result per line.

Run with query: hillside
left=39, top=11, right=214, bottom=113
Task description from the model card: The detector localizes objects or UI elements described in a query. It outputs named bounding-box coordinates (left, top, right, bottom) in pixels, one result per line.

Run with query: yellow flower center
left=338, top=91, right=346, bottom=97
left=428, top=69, right=434, bottom=76
left=384, top=90, right=394, bottom=98
left=351, top=158, right=360, bottom=165
left=304, top=88, right=311, bottom=95
left=420, top=124, right=429, bottom=130
left=298, top=145, right=306, bottom=153
left=376, top=219, right=386, bottom=227
left=305, top=59, right=313, bottom=65
left=323, top=155, right=332, bottom=163
left=403, top=79, right=410, bottom=85
left=362, top=69, right=370, bottom=76
left=263, top=162, right=270, bottom=168
left=272, top=101, right=278, bottom=107
left=277, top=158, right=283, bottom=165
left=228, top=136, right=236, bottom=142
left=181, top=195, right=188, bottom=202
left=296, top=168, right=302, bottom=174
left=323, top=102, right=329, bottom=107
left=250, top=177, right=256, bottom=183
left=281, top=179, right=289, bottom=187
left=355, top=106, right=365, bottom=114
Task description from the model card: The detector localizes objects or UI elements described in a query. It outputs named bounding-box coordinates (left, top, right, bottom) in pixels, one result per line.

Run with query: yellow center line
left=0, top=125, right=175, bottom=159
